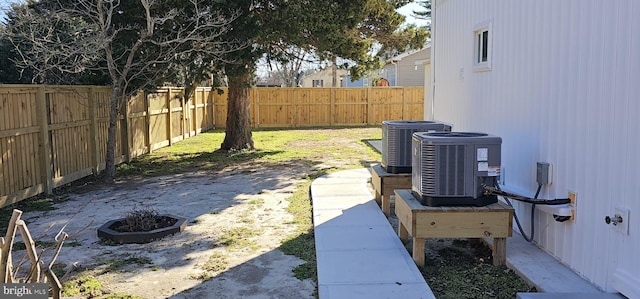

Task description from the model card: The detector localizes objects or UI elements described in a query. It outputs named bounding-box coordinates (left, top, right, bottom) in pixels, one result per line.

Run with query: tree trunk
left=103, top=85, right=121, bottom=182
left=332, top=57, right=338, bottom=87
left=221, top=70, right=254, bottom=151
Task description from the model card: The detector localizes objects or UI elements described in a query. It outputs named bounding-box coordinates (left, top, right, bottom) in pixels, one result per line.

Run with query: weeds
left=104, top=256, right=153, bottom=273
left=191, top=252, right=229, bottom=281
left=218, top=227, right=260, bottom=251
left=62, top=275, right=142, bottom=299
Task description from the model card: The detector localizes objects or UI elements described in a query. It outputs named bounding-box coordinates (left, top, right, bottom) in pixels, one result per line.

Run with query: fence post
left=193, top=89, right=199, bottom=135
left=87, top=87, right=100, bottom=175
left=254, top=88, right=260, bottom=128
left=291, top=88, right=296, bottom=128
left=166, top=87, right=173, bottom=146
left=367, top=87, right=373, bottom=125
left=210, top=88, right=218, bottom=129
left=181, top=90, right=186, bottom=140
left=402, top=87, right=407, bottom=120
left=330, top=88, right=336, bottom=126
left=144, top=91, right=152, bottom=154
left=35, top=86, right=52, bottom=194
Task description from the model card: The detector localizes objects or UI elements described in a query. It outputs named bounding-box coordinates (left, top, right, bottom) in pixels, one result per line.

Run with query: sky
left=1, top=1, right=429, bottom=26
left=397, top=2, right=430, bottom=27
left=0, top=0, right=13, bottom=22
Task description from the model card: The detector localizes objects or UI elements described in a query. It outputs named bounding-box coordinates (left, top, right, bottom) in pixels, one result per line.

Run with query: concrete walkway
left=311, top=167, right=623, bottom=299
left=311, top=168, right=434, bottom=299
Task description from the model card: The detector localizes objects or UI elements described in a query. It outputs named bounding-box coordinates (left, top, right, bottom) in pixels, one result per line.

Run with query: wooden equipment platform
left=394, top=189, right=514, bottom=267
left=370, top=164, right=412, bottom=216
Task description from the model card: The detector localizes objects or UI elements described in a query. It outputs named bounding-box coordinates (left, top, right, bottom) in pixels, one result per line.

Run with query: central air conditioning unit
left=382, top=120, right=452, bottom=174
left=411, top=132, right=502, bottom=207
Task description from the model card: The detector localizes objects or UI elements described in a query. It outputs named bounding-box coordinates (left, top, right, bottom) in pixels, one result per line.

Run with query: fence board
left=0, top=85, right=422, bottom=207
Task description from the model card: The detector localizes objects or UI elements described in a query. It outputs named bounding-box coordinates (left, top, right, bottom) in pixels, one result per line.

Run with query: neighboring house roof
left=383, top=44, right=432, bottom=86
left=386, top=43, right=431, bottom=64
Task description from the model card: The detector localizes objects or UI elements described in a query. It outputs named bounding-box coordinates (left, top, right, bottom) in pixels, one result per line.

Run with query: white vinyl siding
left=432, top=0, right=640, bottom=295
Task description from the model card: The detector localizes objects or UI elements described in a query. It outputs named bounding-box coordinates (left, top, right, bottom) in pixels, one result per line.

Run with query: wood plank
left=414, top=211, right=513, bottom=238
left=166, top=88, right=172, bottom=145
left=18, top=133, right=27, bottom=190
left=0, top=185, right=45, bottom=208
left=412, top=237, right=425, bottom=267
left=18, top=97, right=30, bottom=190
left=88, top=87, right=99, bottom=174
left=493, top=238, right=507, bottom=266
left=35, top=86, right=51, bottom=194
left=0, top=137, right=8, bottom=196
left=398, top=221, right=409, bottom=243
left=51, top=168, right=93, bottom=188
left=7, top=136, right=16, bottom=195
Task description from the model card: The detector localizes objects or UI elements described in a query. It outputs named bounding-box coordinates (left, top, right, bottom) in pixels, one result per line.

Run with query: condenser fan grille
left=423, top=144, right=466, bottom=196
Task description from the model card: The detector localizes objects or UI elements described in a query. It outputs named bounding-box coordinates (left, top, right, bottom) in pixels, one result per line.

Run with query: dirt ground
left=15, top=165, right=318, bottom=298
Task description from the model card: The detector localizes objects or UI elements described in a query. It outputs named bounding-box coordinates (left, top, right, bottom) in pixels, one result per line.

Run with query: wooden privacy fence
left=0, top=85, right=424, bottom=207
left=213, top=87, right=425, bottom=128
left=0, top=85, right=217, bottom=208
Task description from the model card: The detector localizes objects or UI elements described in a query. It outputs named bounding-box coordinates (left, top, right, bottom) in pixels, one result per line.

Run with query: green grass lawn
left=116, top=127, right=382, bottom=177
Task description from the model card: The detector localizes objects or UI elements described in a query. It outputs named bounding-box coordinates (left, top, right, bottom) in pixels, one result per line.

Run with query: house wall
left=423, top=61, right=431, bottom=120
left=380, top=64, right=397, bottom=86
left=396, top=48, right=430, bottom=86
left=343, top=75, right=374, bottom=87
left=432, top=0, right=640, bottom=296
left=301, top=69, right=347, bottom=87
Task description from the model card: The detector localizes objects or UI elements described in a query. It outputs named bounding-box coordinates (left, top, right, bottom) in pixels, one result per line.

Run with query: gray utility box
left=411, top=132, right=502, bottom=207
left=381, top=120, right=452, bottom=174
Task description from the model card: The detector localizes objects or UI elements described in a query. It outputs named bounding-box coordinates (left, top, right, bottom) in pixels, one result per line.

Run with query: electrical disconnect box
left=536, top=162, right=552, bottom=185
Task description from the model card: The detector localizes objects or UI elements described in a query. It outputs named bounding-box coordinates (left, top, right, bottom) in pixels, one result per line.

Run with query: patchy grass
left=116, top=127, right=382, bottom=177
left=62, top=275, right=142, bottom=299
left=247, top=198, right=264, bottom=206
left=217, top=227, right=260, bottom=251
left=62, top=276, right=104, bottom=297
left=278, top=171, right=330, bottom=281
left=103, top=256, right=153, bottom=273
left=191, top=252, right=229, bottom=281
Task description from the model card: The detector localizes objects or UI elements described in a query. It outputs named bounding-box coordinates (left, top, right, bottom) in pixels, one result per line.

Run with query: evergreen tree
left=217, top=0, right=429, bottom=151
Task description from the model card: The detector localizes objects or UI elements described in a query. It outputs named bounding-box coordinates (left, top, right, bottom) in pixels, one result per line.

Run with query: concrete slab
left=319, top=283, right=433, bottom=299
left=311, top=195, right=373, bottom=210
left=314, top=225, right=405, bottom=251
left=516, top=293, right=626, bottom=299
left=311, top=168, right=435, bottom=299
left=366, top=140, right=382, bottom=153
left=313, top=201, right=389, bottom=226
left=316, top=249, right=424, bottom=284
left=486, top=236, right=602, bottom=293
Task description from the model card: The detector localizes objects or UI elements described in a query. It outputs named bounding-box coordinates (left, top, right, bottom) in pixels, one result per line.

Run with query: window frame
left=473, top=20, right=493, bottom=72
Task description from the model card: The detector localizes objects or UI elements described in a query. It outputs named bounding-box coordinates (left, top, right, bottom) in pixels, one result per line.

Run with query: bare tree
left=5, top=0, right=240, bottom=181
left=265, top=46, right=315, bottom=87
